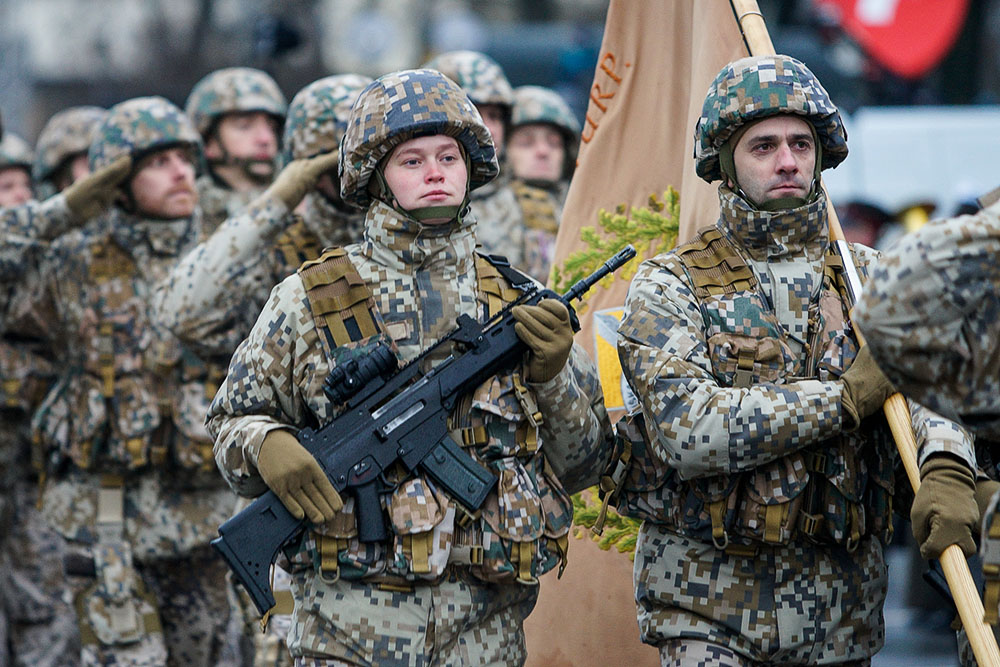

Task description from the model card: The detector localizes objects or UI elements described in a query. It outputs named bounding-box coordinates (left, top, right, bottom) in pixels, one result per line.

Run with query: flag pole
left=730, top=1, right=1000, bottom=664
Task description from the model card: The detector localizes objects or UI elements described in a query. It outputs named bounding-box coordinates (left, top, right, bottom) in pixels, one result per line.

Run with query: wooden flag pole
left=730, top=1, right=1000, bottom=665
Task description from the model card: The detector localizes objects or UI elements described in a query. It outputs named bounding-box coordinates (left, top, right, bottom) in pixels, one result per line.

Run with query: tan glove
left=911, top=455, right=979, bottom=559
left=256, top=429, right=343, bottom=524
left=63, top=155, right=132, bottom=221
left=512, top=298, right=574, bottom=383
left=839, top=345, right=895, bottom=431
left=265, top=151, right=341, bottom=210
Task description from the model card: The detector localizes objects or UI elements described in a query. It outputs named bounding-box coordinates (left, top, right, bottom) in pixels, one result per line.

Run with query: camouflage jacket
left=0, top=195, right=77, bottom=284
left=618, top=187, right=974, bottom=663
left=469, top=171, right=529, bottom=271
left=152, top=190, right=364, bottom=360
left=855, top=200, right=1000, bottom=439
left=9, top=207, right=234, bottom=560
left=195, top=173, right=264, bottom=236
left=207, top=200, right=611, bottom=585
left=510, top=179, right=569, bottom=283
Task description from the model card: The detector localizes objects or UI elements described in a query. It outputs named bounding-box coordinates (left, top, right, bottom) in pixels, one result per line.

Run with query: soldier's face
left=507, top=124, right=565, bottom=182
left=206, top=111, right=280, bottom=176
left=0, top=167, right=33, bottom=207
left=732, top=115, right=815, bottom=205
left=476, top=104, right=506, bottom=150
left=129, top=147, right=198, bottom=219
left=382, top=135, right=468, bottom=220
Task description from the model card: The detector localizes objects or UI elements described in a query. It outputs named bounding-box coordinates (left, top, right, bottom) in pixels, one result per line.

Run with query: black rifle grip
left=211, top=490, right=303, bottom=615
left=354, top=480, right=387, bottom=543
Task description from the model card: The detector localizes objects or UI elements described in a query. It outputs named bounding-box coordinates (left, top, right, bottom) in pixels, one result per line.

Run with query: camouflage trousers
left=635, top=524, right=888, bottom=665
left=286, top=568, right=539, bottom=665
left=64, top=542, right=231, bottom=667
left=0, top=418, right=79, bottom=666
left=659, top=640, right=872, bottom=666
left=231, top=566, right=294, bottom=667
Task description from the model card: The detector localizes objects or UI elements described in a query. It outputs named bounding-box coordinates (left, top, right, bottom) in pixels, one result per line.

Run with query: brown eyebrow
left=747, top=132, right=814, bottom=145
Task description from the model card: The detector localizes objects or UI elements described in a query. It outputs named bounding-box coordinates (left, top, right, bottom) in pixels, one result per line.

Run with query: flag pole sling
left=729, top=2, right=1000, bottom=665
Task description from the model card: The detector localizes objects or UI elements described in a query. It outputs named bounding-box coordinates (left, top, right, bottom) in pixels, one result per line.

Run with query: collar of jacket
left=361, top=199, right=477, bottom=275
left=718, top=184, right=828, bottom=262
left=108, top=207, right=202, bottom=258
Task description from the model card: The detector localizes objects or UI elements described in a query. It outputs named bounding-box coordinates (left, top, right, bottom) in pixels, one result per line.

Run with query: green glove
left=63, top=155, right=132, bottom=221
left=265, top=151, right=341, bottom=210
left=512, top=298, right=574, bottom=383
left=256, top=429, right=343, bottom=524
left=839, top=345, right=895, bottom=431
left=911, top=455, right=978, bottom=559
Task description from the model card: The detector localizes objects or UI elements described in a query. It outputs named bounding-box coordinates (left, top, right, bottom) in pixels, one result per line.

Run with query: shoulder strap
left=274, top=216, right=324, bottom=270
left=675, top=226, right=757, bottom=299
left=298, top=247, right=381, bottom=355
left=474, top=252, right=533, bottom=318
left=512, top=181, right=559, bottom=233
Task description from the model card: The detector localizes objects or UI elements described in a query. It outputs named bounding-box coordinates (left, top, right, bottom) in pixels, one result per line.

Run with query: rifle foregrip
left=211, top=490, right=304, bottom=616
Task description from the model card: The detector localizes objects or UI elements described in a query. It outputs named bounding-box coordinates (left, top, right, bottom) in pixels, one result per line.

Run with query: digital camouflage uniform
left=154, top=73, right=371, bottom=667
left=615, top=55, right=976, bottom=666
left=9, top=97, right=234, bottom=667
left=507, top=85, right=580, bottom=282
left=854, top=202, right=1000, bottom=667
left=185, top=67, right=288, bottom=234
left=0, top=132, right=81, bottom=666
left=33, top=105, right=108, bottom=199
left=207, top=69, right=611, bottom=666
left=421, top=51, right=533, bottom=276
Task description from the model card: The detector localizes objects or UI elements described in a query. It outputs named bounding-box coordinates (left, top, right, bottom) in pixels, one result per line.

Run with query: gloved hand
left=911, top=454, right=979, bottom=559
left=512, top=298, right=574, bottom=383
left=839, top=345, right=895, bottom=431
left=265, top=151, right=340, bottom=210
left=63, top=155, right=132, bottom=221
left=256, top=429, right=343, bottom=523
left=975, top=480, right=1000, bottom=532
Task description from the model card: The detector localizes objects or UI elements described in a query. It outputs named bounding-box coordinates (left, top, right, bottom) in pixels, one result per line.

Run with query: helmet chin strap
left=207, top=144, right=276, bottom=187
left=367, top=144, right=472, bottom=225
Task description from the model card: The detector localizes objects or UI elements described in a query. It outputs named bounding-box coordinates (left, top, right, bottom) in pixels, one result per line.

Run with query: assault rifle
left=213, top=246, right=637, bottom=615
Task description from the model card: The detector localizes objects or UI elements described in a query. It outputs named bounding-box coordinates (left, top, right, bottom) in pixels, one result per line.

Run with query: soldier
left=0, top=130, right=84, bottom=667
left=614, top=54, right=979, bottom=665
left=0, top=133, right=35, bottom=208
left=854, top=200, right=1000, bottom=667
left=153, top=72, right=372, bottom=667
left=421, top=51, right=531, bottom=272
left=505, top=85, right=581, bottom=281
left=185, top=67, right=287, bottom=233
left=33, top=106, right=108, bottom=199
left=8, top=96, right=234, bottom=666
left=206, top=69, right=611, bottom=665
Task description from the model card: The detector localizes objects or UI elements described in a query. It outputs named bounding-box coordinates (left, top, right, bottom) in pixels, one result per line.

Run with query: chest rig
left=293, top=247, right=571, bottom=588
left=272, top=216, right=324, bottom=272
left=34, top=237, right=221, bottom=474
left=602, top=227, right=894, bottom=552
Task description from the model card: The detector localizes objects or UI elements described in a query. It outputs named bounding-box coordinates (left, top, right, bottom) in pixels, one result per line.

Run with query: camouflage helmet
left=0, top=133, right=33, bottom=172
left=421, top=51, right=514, bottom=109
left=33, top=106, right=107, bottom=183
left=694, top=54, right=848, bottom=183
left=89, top=96, right=203, bottom=172
left=283, top=73, right=373, bottom=164
left=339, top=69, right=499, bottom=209
left=185, top=67, right=287, bottom=138
left=510, top=85, right=581, bottom=173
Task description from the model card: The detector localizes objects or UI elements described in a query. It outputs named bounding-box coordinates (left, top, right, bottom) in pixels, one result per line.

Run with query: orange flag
left=548, top=0, right=748, bottom=418
left=525, top=3, right=749, bottom=665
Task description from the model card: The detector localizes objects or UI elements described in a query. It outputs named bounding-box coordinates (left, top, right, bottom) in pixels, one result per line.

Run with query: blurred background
left=1, top=1, right=985, bottom=663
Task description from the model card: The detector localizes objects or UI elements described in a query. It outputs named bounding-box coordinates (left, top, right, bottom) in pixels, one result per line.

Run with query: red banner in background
left=816, top=0, right=969, bottom=79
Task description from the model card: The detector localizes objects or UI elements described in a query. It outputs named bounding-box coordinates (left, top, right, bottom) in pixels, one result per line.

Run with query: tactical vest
left=33, top=236, right=221, bottom=474
left=601, top=227, right=894, bottom=551
left=272, top=216, right=324, bottom=272
left=512, top=181, right=560, bottom=280
left=290, top=247, right=572, bottom=589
